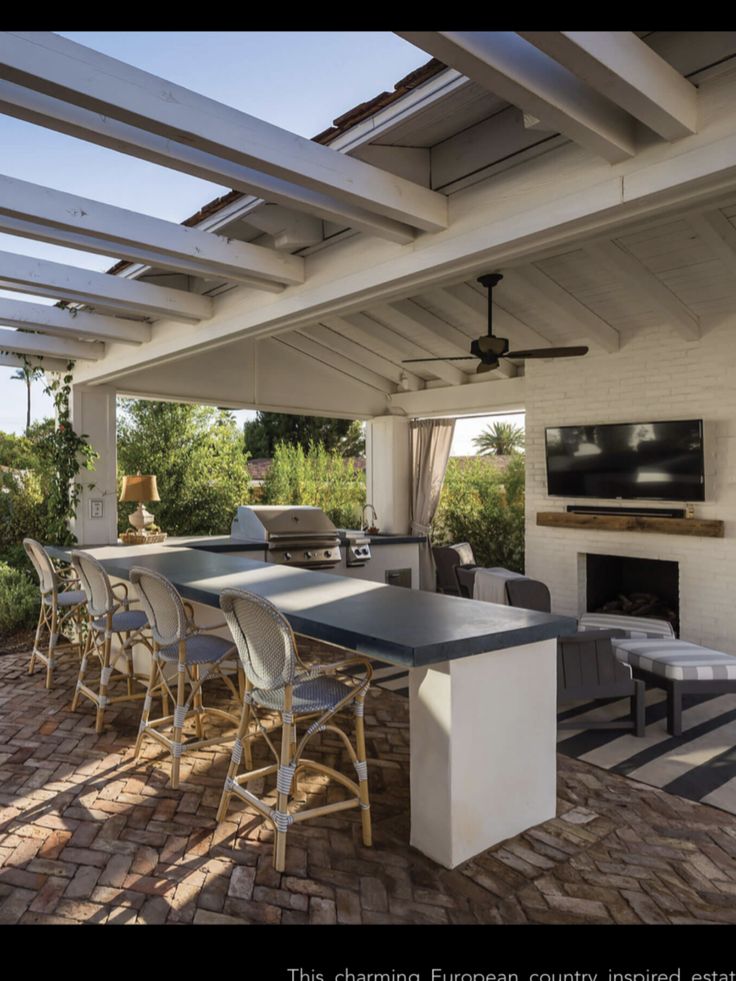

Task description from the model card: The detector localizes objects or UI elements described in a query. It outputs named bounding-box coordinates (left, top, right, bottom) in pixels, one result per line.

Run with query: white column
left=71, top=384, right=118, bottom=545
left=365, top=415, right=411, bottom=534
left=409, top=639, right=558, bottom=868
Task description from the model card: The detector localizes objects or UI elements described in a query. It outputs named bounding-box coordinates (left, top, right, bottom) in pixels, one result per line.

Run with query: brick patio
left=2, top=645, right=736, bottom=925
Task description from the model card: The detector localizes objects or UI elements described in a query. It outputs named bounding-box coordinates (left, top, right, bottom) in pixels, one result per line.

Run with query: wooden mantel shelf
left=536, top=511, right=725, bottom=538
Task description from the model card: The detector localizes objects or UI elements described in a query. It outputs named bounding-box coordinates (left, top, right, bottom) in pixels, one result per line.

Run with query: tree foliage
left=117, top=400, right=251, bottom=536
left=433, top=454, right=525, bottom=572
left=262, top=442, right=366, bottom=529
left=243, top=412, right=365, bottom=458
left=473, top=421, right=525, bottom=456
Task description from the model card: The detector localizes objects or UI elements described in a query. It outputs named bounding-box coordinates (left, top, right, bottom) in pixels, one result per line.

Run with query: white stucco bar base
left=409, top=638, right=558, bottom=869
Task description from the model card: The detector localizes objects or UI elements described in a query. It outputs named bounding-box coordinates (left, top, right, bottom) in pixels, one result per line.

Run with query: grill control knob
left=324, top=550, right=331, bottom=557
left=284, top=552, right=291, bottom=561
left=305, top=551, right=313, bottom=559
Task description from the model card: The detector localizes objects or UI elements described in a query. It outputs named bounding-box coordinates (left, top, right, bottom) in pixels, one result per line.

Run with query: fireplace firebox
left=585, top=554, right=679, bottom=635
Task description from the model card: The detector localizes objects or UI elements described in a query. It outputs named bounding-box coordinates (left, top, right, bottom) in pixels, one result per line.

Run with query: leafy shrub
left=0, top=470, right=52, bottom=571
left=433, top=454, right=525, bottom=572
left=117, top=400, right=251, bottom=536
left=0, top=561, right=39, bottom=637
left=263, top=442, right=366, bottom=529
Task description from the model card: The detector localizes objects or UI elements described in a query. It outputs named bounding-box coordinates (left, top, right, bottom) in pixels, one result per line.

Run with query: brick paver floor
left=2, top=644, right=736, bottom=924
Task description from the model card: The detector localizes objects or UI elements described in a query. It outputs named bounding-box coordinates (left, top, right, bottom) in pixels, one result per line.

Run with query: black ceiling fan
left=401, top=273, right=589, bottom=374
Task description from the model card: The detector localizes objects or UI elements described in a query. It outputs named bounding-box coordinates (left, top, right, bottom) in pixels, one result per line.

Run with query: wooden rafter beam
left=398, top=31, right=636, bottom=162
left=0, top=351, right=68, bottom=372
left=0, top=249, right=212, bottom=322
left=0, top=325, right=103, bottom=360
left=0, top=32, right=447, bottom=234
left=586, top=239, right=700, bottom=339
left=686, top=209, right=736, bottom=280
left=0, top=81, right=415, bottom=247
left=301, top=323, right=423, bottom=391
left=431, top=283, right=552, bottom=350
left=504, top=265, right=620, bottom=352
left=276, top=333, right=396, bottom=395
left=0, top=296, right=150, bottom=345
left=519, top=32, right=698, bottom=141
left=0, top=174, right=303, bottom=288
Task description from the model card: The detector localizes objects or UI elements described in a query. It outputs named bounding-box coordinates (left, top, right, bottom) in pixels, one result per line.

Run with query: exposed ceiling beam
left=0, top=174, right=304, bottom=288
left=323, top=313, right=466, bottom=388
left=275, top=333, right=396, bottom=395
left=0, top=296, right=150, bottom=345
left=0, top=81, right=415, bottom=247
left=586, top=239, right=700, bottom=339
left=370, top=302, right=476, bottom=378
left=504, top=265, right=620, bottom=352
left=0, top=325, right=103, bottom=360
left=519, top=31, right=698, bottom=142
left=0, top=32, right=447, bottom=234
left=301, top=323, right=423, bottom=391
left=0, top=351, right=69, bottom=372
left=432, top=283, right=551, bottom=349
left=397, top=31, right=636, bottom=162
left=395, top=296, right=517, bottom=379
left=0, top=250, right=213, bottom=322
left=686, top=209, right=736, bottom=280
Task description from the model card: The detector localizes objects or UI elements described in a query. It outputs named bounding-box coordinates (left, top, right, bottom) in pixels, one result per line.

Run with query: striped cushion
left=92, top=610, right=148, bottom=633
left=614, top=638, right=736, bottom=681
left=579, top=612, right=675, bottom=639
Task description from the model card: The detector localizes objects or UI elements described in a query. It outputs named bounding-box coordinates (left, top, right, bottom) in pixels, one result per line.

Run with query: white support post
left=70, top=384, right=118, bottom=546
left=365, top=415, right=411, bottom=535
left=409, top=638, right=558, bottom=868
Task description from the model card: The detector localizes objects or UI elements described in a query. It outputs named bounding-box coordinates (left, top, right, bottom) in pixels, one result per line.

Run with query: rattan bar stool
left=130, top=567, right=241, bottom=789
left=216, top=587, right=373, bottom=873
left=23, top=538, right=87, bottom=689
left=70, top=551, right=153, bottom=732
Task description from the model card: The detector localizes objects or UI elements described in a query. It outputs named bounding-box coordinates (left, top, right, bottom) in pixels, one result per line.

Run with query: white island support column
left=71, top=383, right=118, bottom=546
left=365, top=414, right=412, bottom=534
left=409, top=638, right=558, bottom=868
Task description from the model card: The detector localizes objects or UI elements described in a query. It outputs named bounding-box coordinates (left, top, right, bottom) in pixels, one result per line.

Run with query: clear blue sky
left=0, top=32, right=524, bottom=451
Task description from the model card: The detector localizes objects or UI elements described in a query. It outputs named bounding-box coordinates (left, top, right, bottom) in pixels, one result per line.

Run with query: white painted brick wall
left=525, top=320, right=736, bottom=653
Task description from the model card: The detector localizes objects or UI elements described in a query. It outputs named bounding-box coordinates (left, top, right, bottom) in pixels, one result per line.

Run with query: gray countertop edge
left=171, top=534, right=425, bottom=552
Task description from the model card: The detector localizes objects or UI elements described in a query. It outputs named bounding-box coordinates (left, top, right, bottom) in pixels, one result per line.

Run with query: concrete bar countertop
left=48, top=543, right=575, bottom=668
left=167, top=532, right=425, bottom=552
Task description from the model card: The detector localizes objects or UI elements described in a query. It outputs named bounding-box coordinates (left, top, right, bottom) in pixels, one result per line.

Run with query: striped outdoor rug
left=369, top=665, right=736, bottom=818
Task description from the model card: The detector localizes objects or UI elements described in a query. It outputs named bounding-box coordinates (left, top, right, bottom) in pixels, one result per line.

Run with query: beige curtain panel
left=410, top=418, right=455, bottom=591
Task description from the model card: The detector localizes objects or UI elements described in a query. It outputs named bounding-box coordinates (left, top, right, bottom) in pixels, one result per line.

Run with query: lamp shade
left=120, top=474, right=160, bottom=503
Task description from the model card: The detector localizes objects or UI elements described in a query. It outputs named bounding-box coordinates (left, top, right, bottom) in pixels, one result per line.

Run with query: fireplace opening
left=586, top=554, right=679, bottom=635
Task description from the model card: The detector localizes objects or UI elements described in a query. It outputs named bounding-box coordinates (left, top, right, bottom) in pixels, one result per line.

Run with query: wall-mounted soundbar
left=566, top=504, right=686, bottom=518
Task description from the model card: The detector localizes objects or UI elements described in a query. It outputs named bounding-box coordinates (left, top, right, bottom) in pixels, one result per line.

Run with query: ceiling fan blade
left=476, top=360, right=497, bottom=374
left=503, top=346, right=589, bottom=359
left=401, top=356, right=477, bottom=363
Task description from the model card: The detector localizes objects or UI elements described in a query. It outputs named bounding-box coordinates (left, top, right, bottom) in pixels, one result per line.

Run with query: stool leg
left=170, top=641, right=187, bottom=790
left=45, top=607, right=58, bottom=689
left=192, top=665, right=204, bottom=740
left=135, top=654, right=160, bottom=760
left=273, top=715, right=292, bottom=873
left=216, top=696, right=252, bottom=824
left=354, top=694, right=372, bottom=847
left=28, top=603, right=44, bottom=675
left=96, top=618, right=113, bottom=734
left=72, top=626, right=92, bottom=712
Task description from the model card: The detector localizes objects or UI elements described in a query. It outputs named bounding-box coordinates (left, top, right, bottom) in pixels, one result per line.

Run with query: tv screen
left=545, top=419, right=705, bottom=501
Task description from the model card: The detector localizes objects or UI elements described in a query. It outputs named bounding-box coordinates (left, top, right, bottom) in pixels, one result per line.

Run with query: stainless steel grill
left=231, top=505, right=342, bottom=569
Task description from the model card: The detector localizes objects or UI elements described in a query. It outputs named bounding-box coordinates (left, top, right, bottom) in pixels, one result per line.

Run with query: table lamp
left=120, top=474, right=160, bottom=532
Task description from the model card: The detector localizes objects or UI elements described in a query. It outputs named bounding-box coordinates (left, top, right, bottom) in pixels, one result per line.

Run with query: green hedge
left=263, top=442, right=366, bottom=529
left=0, top=561, right=39, bottom=638
left=433, top=454, right=525, bottom=573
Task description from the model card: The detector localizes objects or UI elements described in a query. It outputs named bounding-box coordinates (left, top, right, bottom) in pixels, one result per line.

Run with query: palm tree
left=473, top=421, right=525, bottom=456
left=11, top=368, right=33, bottom=435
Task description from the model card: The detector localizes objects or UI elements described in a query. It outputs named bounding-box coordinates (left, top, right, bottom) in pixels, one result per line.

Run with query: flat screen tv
left=545, top=419, right=705, bottom=501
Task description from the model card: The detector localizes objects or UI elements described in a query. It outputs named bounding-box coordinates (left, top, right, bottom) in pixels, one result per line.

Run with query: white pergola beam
left=0, top=249, right=212, bottom=322
left=324, top=313, right=465, bottom=388
left=0, top=81, right=415, bottom=247
left=0, top=325, right=103, bottom=360
left=586, top=239, right=700, bottom=339
left=505, top=265, right=620, bottom=352
left=0, top=32, right=447, bottom=234
left=687, top=210, right=736, bottom=280
left=0, top=351, right=68, bottom=372
left=276, top=333, right=396, bottom=395
left=519, top=32, right=698, bottom=142
left=0, top=173, right=302, bottom=288
left=398, top=32, right=636, bottom=162
left=302, top=323, right=423, bottom=391
left=0, top=296, right=149, bottom=345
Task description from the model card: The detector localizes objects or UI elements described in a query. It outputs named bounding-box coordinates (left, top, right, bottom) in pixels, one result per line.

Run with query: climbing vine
left=39, top=361, right=99, bottom=545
